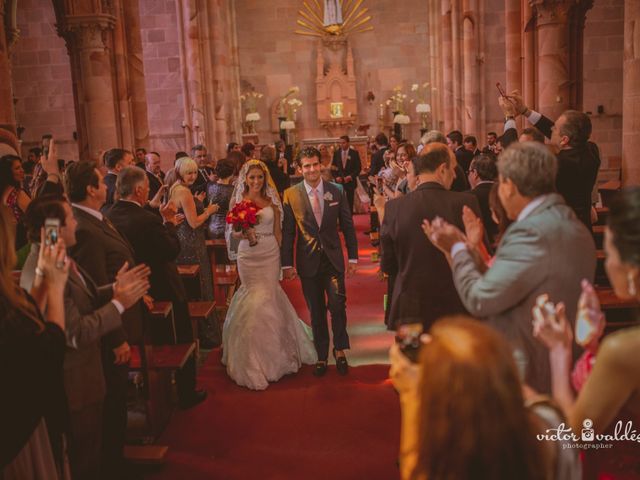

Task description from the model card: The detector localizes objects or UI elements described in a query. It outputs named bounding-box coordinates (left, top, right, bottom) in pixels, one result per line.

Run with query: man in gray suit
left=21, top=195, right=150, bottom=479
left=424, top=142, right=596, bottom=393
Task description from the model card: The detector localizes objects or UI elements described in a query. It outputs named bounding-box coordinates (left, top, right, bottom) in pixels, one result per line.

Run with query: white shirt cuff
left=450, top=242, right=468, bottom=259
left=348, top=259, right=358, bottom=264
left=504, top=118, right=517, bottom=132
left=527, top=110, right=542, bottom=125
left=281, top=266, right=293, bottom=270
left=111, top=299, right=125, bottom=314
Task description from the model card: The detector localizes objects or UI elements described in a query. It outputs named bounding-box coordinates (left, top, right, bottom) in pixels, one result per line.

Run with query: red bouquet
left=226, top=200, right=260, bottom=246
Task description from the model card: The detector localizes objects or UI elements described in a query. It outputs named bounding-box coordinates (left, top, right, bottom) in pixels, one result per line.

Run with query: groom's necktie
left=311, top=188, right=322, bottom=227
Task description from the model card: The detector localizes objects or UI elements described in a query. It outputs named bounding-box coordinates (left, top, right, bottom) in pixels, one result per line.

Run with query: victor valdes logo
left=536, top=419, right=640, bottom=451
left=581, top=419, right=595, bottom=442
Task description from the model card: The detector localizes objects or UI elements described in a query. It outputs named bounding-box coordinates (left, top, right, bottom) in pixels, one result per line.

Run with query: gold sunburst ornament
left=295, top=0, right=373, bottom=37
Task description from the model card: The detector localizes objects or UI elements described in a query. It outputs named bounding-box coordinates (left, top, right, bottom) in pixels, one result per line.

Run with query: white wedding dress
left=221, top=205, right=317, bottom=390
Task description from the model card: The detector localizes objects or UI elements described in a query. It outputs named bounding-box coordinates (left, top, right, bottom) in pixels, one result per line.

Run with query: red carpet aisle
left=148, top=214, right=400, bottom=479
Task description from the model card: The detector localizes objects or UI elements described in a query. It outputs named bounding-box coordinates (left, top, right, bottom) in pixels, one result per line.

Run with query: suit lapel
left=76, top=207, right=133, bottom=253
left=320, top=180, right=332, bottom=229
left=68, top=263, right=94, bottom=299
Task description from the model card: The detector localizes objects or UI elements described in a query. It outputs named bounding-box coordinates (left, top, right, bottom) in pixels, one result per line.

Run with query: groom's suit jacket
left=281, top=180, right=358, bottom=277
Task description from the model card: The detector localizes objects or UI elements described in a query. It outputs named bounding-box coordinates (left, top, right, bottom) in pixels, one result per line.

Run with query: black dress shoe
left=333, top=349, right=349, bottom=376
left=179, top=389, right=207, bottom=409
left=313, top=361, right=328, bottom=377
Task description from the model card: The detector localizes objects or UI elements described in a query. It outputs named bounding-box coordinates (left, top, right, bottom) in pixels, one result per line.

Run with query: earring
left=628, top=271, right=637, bottom=297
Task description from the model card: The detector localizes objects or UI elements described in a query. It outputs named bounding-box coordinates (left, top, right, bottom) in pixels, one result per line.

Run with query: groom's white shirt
left=303, top=179, right=324, bottom=218
left=281, top=179, right=356, bottom=269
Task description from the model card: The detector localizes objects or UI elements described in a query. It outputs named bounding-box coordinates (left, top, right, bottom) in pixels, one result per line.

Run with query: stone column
left=451, top=0, right=463, bottom=128
left=531, top=0, right=574, bottom=120
left=523, top=0, right=536, bottom=110
left=622, top=0, right=640, bottom=185
left=505, top=0, right=522, bottom=128
left=121, top=0, right=150, bottom=150
left=428, top=0, right=442, bottom=130
left=60, top=14, right=119, bottom=162
left=0, top=0, right=19, bottom=155
left=176, top=0, right=202, bottom=151
left=462, top=0, right=479, bottom=136
left=441, top=1, right=454, bottom=131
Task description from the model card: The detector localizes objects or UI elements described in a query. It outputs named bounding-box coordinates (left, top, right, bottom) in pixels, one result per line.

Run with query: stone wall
left=139, top=0, right=185, bottom=170
left=583, top=0, right=624, bottom=169
left=11, top=0, right=78, bottom=161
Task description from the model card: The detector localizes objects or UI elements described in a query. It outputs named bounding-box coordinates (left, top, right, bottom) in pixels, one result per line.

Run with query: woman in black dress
left=169, top=157, right=218, bottom=300
left=207, top=158, right=236, bottom=240
left=0, top=205, right=70, bottom=479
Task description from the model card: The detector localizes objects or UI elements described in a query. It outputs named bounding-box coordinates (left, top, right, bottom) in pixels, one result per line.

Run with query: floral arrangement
left=386, top=86, right=411, bottom=124
left=411, top=82, right=432, bottom=114
left=240, top=90, right=263, bottom=131
left=226, top=200, right=260, bottom=246
left=278, top=86, right=303, bottom=129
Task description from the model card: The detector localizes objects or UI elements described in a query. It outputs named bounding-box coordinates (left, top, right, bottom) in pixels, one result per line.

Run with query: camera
left=395, top=323, right=424, bottom=363
left=44, top=218, right=60, bottom=246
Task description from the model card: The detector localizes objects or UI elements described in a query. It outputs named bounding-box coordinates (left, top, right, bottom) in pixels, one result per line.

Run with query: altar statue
left=323, top=0, right=343, bottom=26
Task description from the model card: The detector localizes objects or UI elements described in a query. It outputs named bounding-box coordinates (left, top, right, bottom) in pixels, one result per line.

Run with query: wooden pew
left=129, top=342, right=197, bottom=437
left=595, top=250, right=609, bottom=288
left=177, top=264, right=201, bottom=301
left=596, top=287, right=640, bottom=332
left=592, top=225, right=605, bottom=249
left=188, top=300, right=218, bottom=351
left=124, top=445, right=168, bottom=466
left=148, top=301, right=175, bottom=344
left=595, top=206, right=609, bottom=226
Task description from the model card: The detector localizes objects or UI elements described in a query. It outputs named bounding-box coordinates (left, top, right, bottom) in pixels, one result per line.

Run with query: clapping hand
left=575, top=279, right=605, bottom=351
left=113, top=262, right=151, bottom=310
left=462, top=205, right=484, bottom=249
left=532, top=294, right=572, bottom=351
left=160, top=200, right=179, bottom=225
left=149, top=185, right=167, bottom=209
left=195, top=191, right=207, bottom=203
left=207, top=171, right=217, bottom=182
left=422, top=217, right=466, bottom=256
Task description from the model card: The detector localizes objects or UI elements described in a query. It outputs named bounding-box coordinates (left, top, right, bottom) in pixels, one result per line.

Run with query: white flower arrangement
left=246, top=112, right=261, bottom=122
left=393, top=114, right=411, bottom=125
left=280, top=120, right=296, bottom=130
left=415, top=103, right=431, bottom=113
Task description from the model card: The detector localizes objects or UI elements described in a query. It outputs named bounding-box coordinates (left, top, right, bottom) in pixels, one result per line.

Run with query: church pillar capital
left=59, top=14, right=116, bottom=51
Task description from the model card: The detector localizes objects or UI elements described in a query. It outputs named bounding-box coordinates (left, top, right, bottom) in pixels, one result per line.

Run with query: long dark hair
left=0, top=155, right=22, bottom=192
left=608, top=186, right=640, bottom=266
left=0, top=206, right=43, bottom=333
left=416, top=316, right=545, bottom=480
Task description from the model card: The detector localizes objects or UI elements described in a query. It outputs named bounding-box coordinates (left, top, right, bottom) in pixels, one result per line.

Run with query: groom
left=282, top=146, right=358, bottom=376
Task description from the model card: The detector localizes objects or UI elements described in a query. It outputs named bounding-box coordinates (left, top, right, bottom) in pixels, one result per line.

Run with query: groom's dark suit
left=281, top=180, right=358, bottom=361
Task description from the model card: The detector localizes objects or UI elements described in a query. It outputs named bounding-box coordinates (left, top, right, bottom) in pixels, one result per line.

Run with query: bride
left=222, top=159, right=317, bottom=390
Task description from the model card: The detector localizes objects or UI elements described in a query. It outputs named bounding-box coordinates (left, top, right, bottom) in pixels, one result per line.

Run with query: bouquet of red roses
left=226, top=200, right=260, bottom=246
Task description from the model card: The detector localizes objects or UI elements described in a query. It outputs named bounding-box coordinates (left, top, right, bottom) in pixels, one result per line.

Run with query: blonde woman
left=169, top=157, right=218, bottom=300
